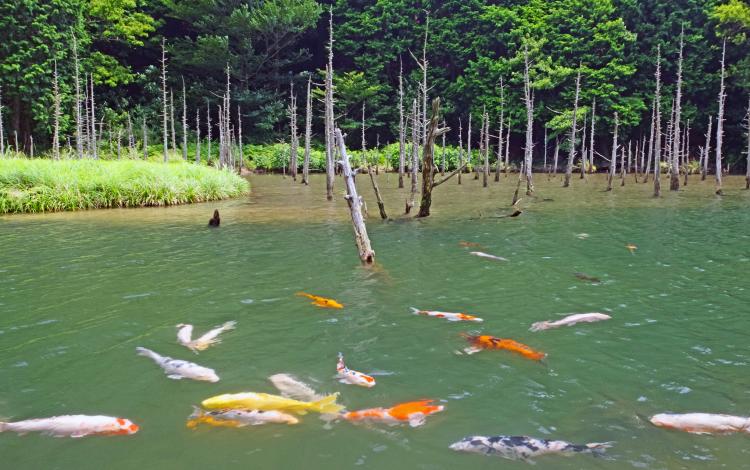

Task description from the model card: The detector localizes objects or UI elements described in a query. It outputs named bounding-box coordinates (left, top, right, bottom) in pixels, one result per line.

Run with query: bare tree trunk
left=715, top=39, right=726, bottom=195
left=90, top=75, right=97, bottom=159
left=116, top=128, right=122, bottom=160
left=325, top=7, right=335, bottom=201
left=564, top=67, right=582, bottom=187
left=161, top=39, right=169, bottom=163
left=644, top=97, right=655, bottom=183
left=72, top=34, right=83, bottom=159
left=335, top=128, right=374, bottom=264
left=195, top=109, right=201, bottom=164
left=620, top=142, right=626, bottom=186
left=361, top=102, right=366, bottom=167
left=127, top=112, right=134, bottom=157
left=588, top=98, right=596, bottom=177
left=142, top=118, right=148, bottom=159
left=237, top=105, right=243, bottom=173
left=607, top=112, right=619, bottom=191
left=653, top=46, right=663, bottom=197
left=52, top=60, right=61, bottom=160
left=580, top=112, right=587, bottom=179
left=466, top=113, right=471, bottom=182
left=170, top=89, right=177, bottom=155
left=523, top=45, right=534, bottom=195
left=303, top=75, right=312, bottom=185
left=30, top=135, right=34, bottom=158
left=369, top=167, right=387, bottom=219
left=441, top=123, right=446, bottom=175
left=289, top=81, right=298, bottom=180
left=505, top=123, right=511, bottom=177
left=398, top=58, right=405, bottom=188
left=406, top=98, right=418, bottom=214
left=634, top=139, right=640, bottom=183
left=421, top=13, right=429, bottom=146
left=182, top=77, right=188, bottom=161
left=0, top=87, right=4, bottom=156
left=417, top=98, right=451, bottom=217
left=495, top=77, right=505, bottom=182
left=745, top=97, right=750, bottom=189
left=670, top=28, right=685, bottom=191
left=683, top=119, right=690, bottom=186
left=482, top=109, right=489, bottom=187
left=206, top=101, right=212, bottom=163
left=553, top=136, right=559, bottom=176
left=458, top=118, right=463, bottom=184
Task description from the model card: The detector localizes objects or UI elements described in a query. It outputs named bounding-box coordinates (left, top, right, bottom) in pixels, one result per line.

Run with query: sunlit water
left=1, top=173, right=749, bottom=469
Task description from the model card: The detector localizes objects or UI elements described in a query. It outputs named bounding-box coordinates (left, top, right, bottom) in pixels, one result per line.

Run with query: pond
left=1, top=173, right=749, bottom=469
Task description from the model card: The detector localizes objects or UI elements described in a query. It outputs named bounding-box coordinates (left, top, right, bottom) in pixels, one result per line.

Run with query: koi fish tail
left=220, top=321, right=237, bottom=332
left=409, top=307, right=422, bottom=315
left=585, top=442, right=613, bottom=456
left=310, top=393, right=344, bottom=414
left=135, top=347, right=160, bottom=362
left=0, top=422, right=7, bottom=432
left=295, top=292, right=312, bottom=299
left=529, top=321, right=550, bottom=332
left=186, top=407, right=205, bottom=429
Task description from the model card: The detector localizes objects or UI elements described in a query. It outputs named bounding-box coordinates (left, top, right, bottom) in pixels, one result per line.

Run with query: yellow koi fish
left=201, top=392, right=343, bottom=415
left=296, top=292, right=344, bottom=309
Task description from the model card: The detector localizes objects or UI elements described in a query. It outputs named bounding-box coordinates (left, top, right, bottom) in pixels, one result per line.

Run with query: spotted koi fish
left=296, top=292, right=344, bottom=309
left=450, top=435, right=611, bottom=461
left=410, top=307, right=483, bottom=323
left=136, top=347, right=219, bottom=382
left=462, top=334, right=546, bottom=361
left=186, top=406, right=298, bottom=428
left=0, top=415, right=138, bottom=438
left=343, top=400, right=444, bottom=427
left=336, top=353, right=375, bottom=388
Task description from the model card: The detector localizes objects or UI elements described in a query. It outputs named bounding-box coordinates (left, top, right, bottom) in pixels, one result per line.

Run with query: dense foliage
left=1, top=0, right=749, bottom=167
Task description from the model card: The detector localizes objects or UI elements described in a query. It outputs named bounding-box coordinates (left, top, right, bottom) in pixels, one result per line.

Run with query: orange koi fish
left=343, top=400, right=444, bottom=427
left=296, top=292, right=344, bottom=309
left=462, top=334, right=546, bottom=361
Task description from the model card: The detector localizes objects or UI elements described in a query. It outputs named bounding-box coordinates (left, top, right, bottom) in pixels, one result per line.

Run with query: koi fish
left=462, top=334, right=546, bottom=361
left=649, top=413, right=750, bottom=435
left=343, top=400, right=444, bottom=427
left=449, top=435, right=611, bottom=461
left=530, top=313, right=611, bottom=332
left=626, top=243, right=637, bottom=254
left=296, top=292, right=344, bottom=309
left=410, top=307, right=483, bottom=323
left=0, top=415, right=138, bottom=438
left=176, top=321, right=236, bottom=352
left=573, top=272, right=601, bottom=283
left=136, top=347, right=219, bottom=382
left=186, top=406, right=298, bottom=428
left=336, top=353, right=375, bottom=388
left=576, top=233, right=590, bottom=240
left=459, top=241, right=484, bottom=248
left=269, top=373, right=325, bottom=402
left=469, top=251, right=508, bottom=262
left=201, top=392, right=343, bottom=415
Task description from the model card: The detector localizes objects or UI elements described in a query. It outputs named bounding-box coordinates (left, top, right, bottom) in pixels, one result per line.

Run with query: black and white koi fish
left=136, top=347, right=219, bottom=382
left=449, top=435, right=612, bottom=461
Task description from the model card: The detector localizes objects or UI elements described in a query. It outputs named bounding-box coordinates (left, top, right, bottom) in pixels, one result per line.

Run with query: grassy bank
left=0, top=159, right=249, bottom=214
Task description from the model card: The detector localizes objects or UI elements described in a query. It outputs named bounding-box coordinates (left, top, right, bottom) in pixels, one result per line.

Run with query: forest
left=2, top=0, right=749, bottom=177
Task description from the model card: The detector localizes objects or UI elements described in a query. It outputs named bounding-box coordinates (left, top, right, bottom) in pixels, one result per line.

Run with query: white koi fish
left=136, top=347, right=219, bottom=382
left=336, top=353, right=375, bottom=388
left=410, top=307, right=483, bottom=323
left=650, top=413, right=750, bottom=435
left=530, top=313, right=611, bottom=332
left=469, top=251, right=508, bottom=262
left=186, top=406, right=298, bottom=428
left=176, top=321, right=236, bottom=352
left=449, top=435, right=611, bottom=461
left=0, top=415, right=138, bottom=438
left=269, top=373, right=325, bottom=402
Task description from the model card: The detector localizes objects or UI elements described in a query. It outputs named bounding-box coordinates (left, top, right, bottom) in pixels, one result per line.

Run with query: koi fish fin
left=408, top=414, right=426, bottom=428
left=167, top=374, right=184, bottom=380
left=186, top=406, right=204, bottom=429
left=310, top=393, right=344, bottom=414
left=70, top=432, right=88, bottom=439
left=463, top=347, right=483, bottom=355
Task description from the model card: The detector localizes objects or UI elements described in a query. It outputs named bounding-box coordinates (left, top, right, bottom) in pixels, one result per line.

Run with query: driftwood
left=368, top=166, right=387, bottom=219
left=335, top=128, right=375, bottom=264
left=416, top=98, right=451, bottom=218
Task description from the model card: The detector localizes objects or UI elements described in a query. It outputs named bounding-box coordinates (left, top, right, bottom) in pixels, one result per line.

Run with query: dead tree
left=482, top=109, right=490, bottom=187
left=505, top=122, right=511, bottom=177
left=170, top=89, right=177, bottom=155
left=237, top=105, right=243, bottom=173
left=653, top=45, right=663, bottom=197
left=441, top=122, right=446, bottom=175
left=195, top=109, right=201, bottom=164
left=552, top=136, right=560, bottom=175
left=369, top=167, right=387, bottom=219
left=606, top=112, right=619, bottom=191
left=289, top=81, right=298, bottom=180
left=398, top=59, right=405, bottom=188
left=335, top=128, right=374, bottom=264
left=0, top=87, right=4, bottom=156
left=89, top=75, right=97, bottom=159
left=72, top=34, right=83, bottom=159
left=127, top=112, right=134, bottom=157
left=644, top=97, right=655, bottom=182
left=683, top=119, right=690, bottom=186
left=324, top=7, right=335, bottom=201
left=564, top=67, right=582, bottom=187
left=588, top=99, right=596, bottom=177
left=161, top=39, right=169, bottom=162
left=495, top=77, right=505, bottom=182
left=620, top=143, right=626, bottom=186
left=52, top=59, right=61, bottom=160
left=466, top=113, right=472, bottom=182
left=410, top=11, right=430, bottom=146
left=745, top=97, right=750, bottom=189
left=715, top=39, right=727, bottom=195
left=116, top=128, right=122, bottom=160
left=361, top=102, right=367, bottom=167
left=142, top=118, right=148, bottom=159
left=182, top=78, right=188, bottom=161
left=406, top=98, right=418, bottom=214
left=206, top=101, right=212, bottom=162
left=703, top=116, right=712, bottom=181
left=580, top=112, right=587, bottom=180
left=303, top=75, right=312, bottom=184
left=523, top=44, right=534, bottom=195
left=417, top=98, right=454, bottom=217
left=457, top=117, right=463, bottom=184
left=670, top=28, right=685, bottom=191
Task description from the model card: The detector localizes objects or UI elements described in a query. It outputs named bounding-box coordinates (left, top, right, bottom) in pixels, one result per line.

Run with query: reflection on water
left=1, top=174, right=749, bottom=469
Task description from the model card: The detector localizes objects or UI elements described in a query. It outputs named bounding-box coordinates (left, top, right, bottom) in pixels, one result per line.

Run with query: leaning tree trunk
left=653, top=45, right=663, bottom=197
left=303, top=75, right=312, bottom=185
left=368, top=167, right=387, bottom=219
left=417, top=98, right=452, bottom=218
left=715, top=39, right=727, bottom=196
left=334, top=128, right=374, bottom=264
left=564, top=67, right=582, bottom=187
left=607, top=112, right=619, bottom=191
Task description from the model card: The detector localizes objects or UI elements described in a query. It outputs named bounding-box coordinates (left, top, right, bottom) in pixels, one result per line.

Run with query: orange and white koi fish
left=469, top=251, right=508, bottom=262
left=186, top=406, right=298, bottom=429
left=296, top=292, right=344, bottom=309
left=650, top=413, right=750, bottom=435
left=462, top=334, right=546, bottom=361
left=0, top=415, right=138, bottom=438
left=626, top=243, right=637, bottom=254
left=410, top=307, right=483, bottom=323
left=343, top=400, right=444, bottom=427
left=136, top=347, right=219, bottom=382
left=336, top=353, right=375, bottom=388
left=530, top=313, right=611, bottom=332
left=176, top=321, right=236, bottom=352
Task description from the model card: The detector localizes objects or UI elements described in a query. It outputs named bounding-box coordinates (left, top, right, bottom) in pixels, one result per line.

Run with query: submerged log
left=368, top=166, right=387, bottom=220
left=335, top=128, right=375, bottom=264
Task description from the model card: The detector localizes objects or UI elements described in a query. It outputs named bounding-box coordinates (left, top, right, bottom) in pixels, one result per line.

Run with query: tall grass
left=0, top=158, right=249, bottom=214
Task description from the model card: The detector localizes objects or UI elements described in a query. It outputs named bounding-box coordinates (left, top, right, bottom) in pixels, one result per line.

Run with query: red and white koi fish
left=469, top=251, right=508, bottom=262
left=410, top=307, right=483, bottom=323
left=136, top=347, right=219, bottom=382
left=650, top=413, right=750, bottom=435
left=343, top=400, right=444, bottom=427
left=186, top=406, right=298, bottom=428
left=336, top=353, right=375, bottom=388
left=462, top=334, right=546, bottom=361
left=0, top=415, right=138, bottom=438
left=296, top=292, right=344, bottom=309
left=176, top=321, right=236, bottom=352
left=530, top=313, right=611, bottom=332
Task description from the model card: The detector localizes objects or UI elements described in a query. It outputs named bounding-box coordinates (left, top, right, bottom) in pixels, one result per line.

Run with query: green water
left=1, top=174, right=749, bottom=469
